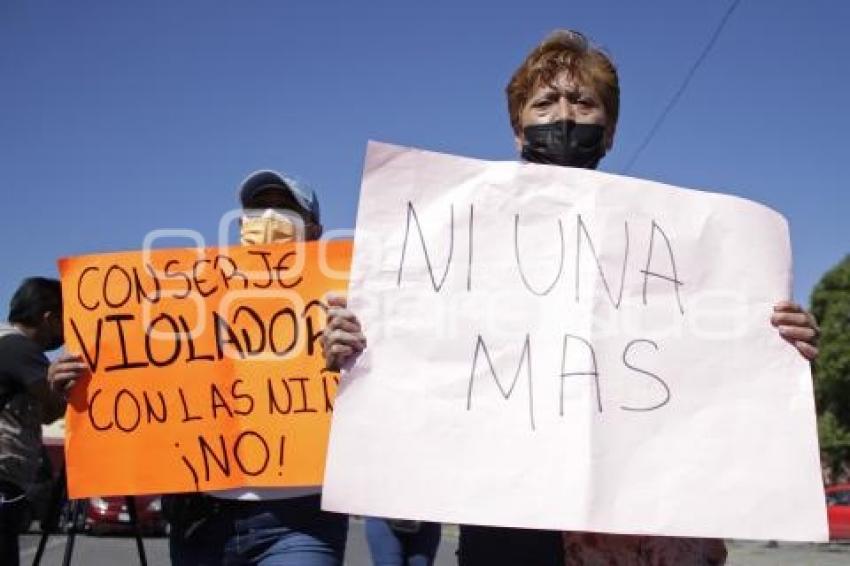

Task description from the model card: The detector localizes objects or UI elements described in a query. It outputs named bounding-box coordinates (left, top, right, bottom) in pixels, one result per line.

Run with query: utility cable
left=622, top=0, right=742, bottom=173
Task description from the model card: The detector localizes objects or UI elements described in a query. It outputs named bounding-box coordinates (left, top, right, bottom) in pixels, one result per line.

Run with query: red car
left=42, top=436, right=167, bottom=536
left=83, top=495, right=167, bottom=536
left=826, top=483, right=850, bottom=540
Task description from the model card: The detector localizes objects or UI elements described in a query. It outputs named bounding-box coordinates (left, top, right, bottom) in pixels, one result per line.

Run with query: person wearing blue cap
left=166, top=169, right=348, bottom=566
left=49, top=170, right=347, bottom=566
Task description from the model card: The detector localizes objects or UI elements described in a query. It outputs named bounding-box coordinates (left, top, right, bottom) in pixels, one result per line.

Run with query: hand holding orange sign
left=58, top=240, right=351, bottom=498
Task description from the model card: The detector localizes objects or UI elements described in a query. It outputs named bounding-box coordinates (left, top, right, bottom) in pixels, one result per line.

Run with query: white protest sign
left=322, top=141, right=827, bottom=542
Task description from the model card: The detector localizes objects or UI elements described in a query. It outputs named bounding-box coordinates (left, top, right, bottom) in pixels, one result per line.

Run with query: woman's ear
left=605, top=124, right=616, bottom=151
left=514, top=133, right=524, bottom=153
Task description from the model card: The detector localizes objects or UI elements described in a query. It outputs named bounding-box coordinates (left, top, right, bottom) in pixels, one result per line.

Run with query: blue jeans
left=168, top=494, right=348, bottom=566
left=365, top=518, right=441, bottom=566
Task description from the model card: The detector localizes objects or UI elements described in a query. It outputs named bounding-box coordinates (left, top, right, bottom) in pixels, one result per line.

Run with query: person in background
left=365, top=516, right=441, bottom=566
left=0, top=277, right=66, bottom=566
left=322, top=29, right=819, bottom=566
left=49, top=170, right=347, bottom=566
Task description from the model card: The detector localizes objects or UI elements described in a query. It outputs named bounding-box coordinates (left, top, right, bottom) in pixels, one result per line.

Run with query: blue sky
left=1, top=0, right=847, bottom=314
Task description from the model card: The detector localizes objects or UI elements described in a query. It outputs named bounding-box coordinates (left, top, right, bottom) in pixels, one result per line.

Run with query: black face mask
left=521, top=120, right=607, bottom=170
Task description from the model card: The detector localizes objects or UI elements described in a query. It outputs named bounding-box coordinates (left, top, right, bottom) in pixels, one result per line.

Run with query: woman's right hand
left=322, top=294, right=367, bottom=371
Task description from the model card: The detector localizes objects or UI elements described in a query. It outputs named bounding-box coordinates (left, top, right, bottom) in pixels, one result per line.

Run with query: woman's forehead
left=533, top=69, right=596, bottom=95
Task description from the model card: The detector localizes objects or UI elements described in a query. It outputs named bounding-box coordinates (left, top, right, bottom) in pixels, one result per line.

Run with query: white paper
left=322, top=141, right=827, bottom=542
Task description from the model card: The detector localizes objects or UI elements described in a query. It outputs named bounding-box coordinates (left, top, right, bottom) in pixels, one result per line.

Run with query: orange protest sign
left=58, top=240, right=352, bottom=498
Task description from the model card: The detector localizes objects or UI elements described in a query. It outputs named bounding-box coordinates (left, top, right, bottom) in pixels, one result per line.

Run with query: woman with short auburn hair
left=324, top=28, right=819, bottom=566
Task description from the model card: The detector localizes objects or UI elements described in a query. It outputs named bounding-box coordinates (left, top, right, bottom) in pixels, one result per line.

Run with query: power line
left=622, top=0, right=742, bottom=174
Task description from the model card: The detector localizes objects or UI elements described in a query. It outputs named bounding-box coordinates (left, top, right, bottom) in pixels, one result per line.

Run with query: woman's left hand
left=771, top=301, right=819, bottom=361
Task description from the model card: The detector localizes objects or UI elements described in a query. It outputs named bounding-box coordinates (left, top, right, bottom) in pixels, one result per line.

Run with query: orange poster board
left=58, top=240, right=352, bottom=498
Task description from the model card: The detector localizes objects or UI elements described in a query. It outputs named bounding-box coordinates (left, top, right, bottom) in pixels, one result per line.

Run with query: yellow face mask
left=240, top=209, right=298, bottom=245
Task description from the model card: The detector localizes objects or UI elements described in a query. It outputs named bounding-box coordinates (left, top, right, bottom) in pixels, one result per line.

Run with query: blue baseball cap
left=238, top=169, right=321, bottom=224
